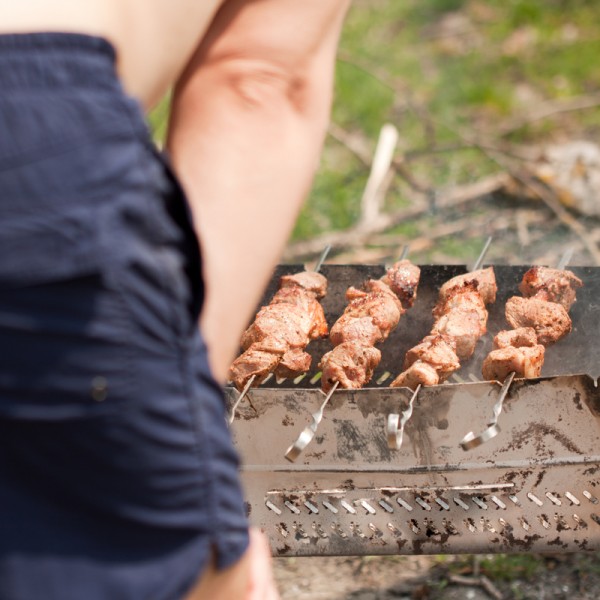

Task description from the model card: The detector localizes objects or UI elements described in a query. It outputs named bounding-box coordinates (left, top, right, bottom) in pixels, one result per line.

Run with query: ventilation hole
left=312, top=522, right=328, bottom=538
left=583, top=490, right=599, bottom=504
left=509, top=494, right=521, bottom=506
left=397, top=497, right=413, bottom=512
left=276, top=523, right=289, bottom=538
left=465, top=518, right=476, bottom=533
left=304, top=500, right=319, bottom=514
left=331, top=522, right=348, bottom=539
left=565, top=491, right=581, bottom=506
left=387, top=523, right=402, bottom=537
left=443, top=519, right=459, bottom=535
left=435, top=497, right=450, bottom=511
left=546, top=492, right=562, bottom=506
left=555, top=514, right=570, bottom=531
left=573, top=514, right=587, bottom=529
left=415, top=497, right=432, bottom=511
left=472, top=497, right=488, bottom=510
left=425, top=519, right=440, bottom=537
left=491, top=495, right=507, bottom=510
left=285, top=501, right=300, bottom=515
left=275, top=376, right=286, bottom=385
left=293, top=373, right=307, bottom=385
left=539, top=514, right=551, bottom=529
left=323, top=501, right=338, bottom=514
left=360, top=500, right=377, bottom=515
left=527, top=492, right=544, bottom=507
left=262, top=373, right=273, bottom=384
left=376, top=371, right=391, bottom=385
left=591, top=514, right=600, bottom=526
left=454, top=497, right=470, bottom=511
left=468, top=374, right=480, bottom=383
left=379, top=500, right=394, bottom=513
left=409, top=519, right=420, bottom=534
left=266, top=500, right=282, bottom=515
left=484, top=518, right=496, bottom=533
left=310, top=372, right=322, bottom=385
left=520, top=518, right=531, bottom=532
left=369, top=523, right=384, bottom=538
left=452, top=374, right=465, bottom=383
left=341, top=500, right=356, bottom=514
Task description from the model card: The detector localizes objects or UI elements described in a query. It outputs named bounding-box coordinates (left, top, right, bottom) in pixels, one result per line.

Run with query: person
left=0, top=1, right=350, bottom=599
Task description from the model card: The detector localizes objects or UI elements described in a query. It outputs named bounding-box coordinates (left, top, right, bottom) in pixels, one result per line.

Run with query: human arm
left=167, top=0, right=351, bottom=382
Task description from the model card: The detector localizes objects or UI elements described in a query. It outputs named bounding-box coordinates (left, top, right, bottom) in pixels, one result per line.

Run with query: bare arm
left=167, top=0, right=350, bottom=382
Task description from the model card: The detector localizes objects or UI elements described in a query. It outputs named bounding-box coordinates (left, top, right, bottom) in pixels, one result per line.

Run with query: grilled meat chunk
left=381, top=259, right=421, bottom=308
left=390, top=360, right=439, bottom=389
left=438, top=267, right=497, bottom=305
left=482, top=344, right=545, bottom=381
left=493, top=327, right=538, bottom=349
left=230, top=270, right=329, bottom=390
left=330, top=290, right=403, bottom=346
left=230, top=344, right=282, bottom=390
left=518, top=266, right=583, bottom=311
left=433, top=285, right=488, bottom=333
left=431, top=308, right=483, bottom=360
left=402, top=334, right=460, bottom=383
left=320, top=342, right=381, bottom=392
left=279, top=271, right=328, bottom=298
left=505, top=296, right=571, bottom=346
left=275, top=348, right=312, bottom=380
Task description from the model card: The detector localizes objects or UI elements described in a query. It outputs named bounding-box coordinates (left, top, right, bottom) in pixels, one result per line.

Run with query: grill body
left=227, top=264, right=600, bottom=555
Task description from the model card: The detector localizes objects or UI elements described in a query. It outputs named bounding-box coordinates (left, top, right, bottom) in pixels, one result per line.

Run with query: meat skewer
left=319, top=254, right=421, bottom=392
left=228, top=246, right=331, bottom=423
left=387, top=238, right=494, bottom=450
left=389, top=238, right=496, bottom=391
left=482, top=261, right=583, bottom=383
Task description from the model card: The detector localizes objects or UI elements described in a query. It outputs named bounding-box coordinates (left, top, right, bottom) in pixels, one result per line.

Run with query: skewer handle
left=387, top=384, right=421, bottom=450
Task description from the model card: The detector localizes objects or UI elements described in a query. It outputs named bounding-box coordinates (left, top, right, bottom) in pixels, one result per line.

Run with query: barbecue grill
left=225, top=263, right=600, bottom=556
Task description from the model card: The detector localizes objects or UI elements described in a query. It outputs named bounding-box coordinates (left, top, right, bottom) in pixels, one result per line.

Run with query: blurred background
left=154, top=0, right=600, bottom=597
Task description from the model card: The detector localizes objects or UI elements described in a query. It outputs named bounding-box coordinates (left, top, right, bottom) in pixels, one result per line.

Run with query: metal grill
left=226, top=264, right=600, bottom=555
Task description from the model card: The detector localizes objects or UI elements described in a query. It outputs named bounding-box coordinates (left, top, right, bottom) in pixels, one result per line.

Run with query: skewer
left=460, top=247, right=574, bottom=450
left=387, top=237, right=493, bottom=450
left=387, top=384, right=421, bottom=450
left=285, top=381, right=339, bottom=462
left=228, top=244, right=332, bottom=424
left=459, top=371, right=515, bottom=450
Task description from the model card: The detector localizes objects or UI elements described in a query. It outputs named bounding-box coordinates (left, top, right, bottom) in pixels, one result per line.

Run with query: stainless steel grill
left=226, top=264, right=600, bottom=556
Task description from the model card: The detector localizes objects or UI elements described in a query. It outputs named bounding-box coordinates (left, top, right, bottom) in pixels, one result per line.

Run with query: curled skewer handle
left=387, top=384, right=421, bottom=450
left=460, top=371, right=515, bottom=450
left=285, top=381, right=339, bottom=462
left=228, top=374, right=256, bottom=425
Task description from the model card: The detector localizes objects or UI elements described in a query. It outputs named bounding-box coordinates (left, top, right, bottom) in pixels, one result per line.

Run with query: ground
left=273, top=552, right=600, bottom=599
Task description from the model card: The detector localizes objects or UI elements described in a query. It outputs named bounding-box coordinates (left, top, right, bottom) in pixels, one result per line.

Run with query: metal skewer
left=387, top=384, right=421, bottom=450
left=285, top=381, right=339, bottom=462
left=460, top=371, right=515, bottom=450
left=228, top=244, right=332, bottom=425
left=471, top=235, right=493, bottom=271
left=460, top=247, right=574, bottom=449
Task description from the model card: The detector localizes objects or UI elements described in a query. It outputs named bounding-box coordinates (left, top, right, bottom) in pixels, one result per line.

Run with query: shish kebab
left=228, top=247, right=331, bottom=423
left=389, top=239, right=497, bottom=391
left=461, top=255, right=583, bottom=450
left=318, top=256, right=422, bottom=392
left=284, top=251, right=421, bottom=462
left=482, top=264, right=583, bottom=382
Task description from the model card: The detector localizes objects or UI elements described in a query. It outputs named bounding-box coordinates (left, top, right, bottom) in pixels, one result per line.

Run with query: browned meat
left=381, top=259, right=421, bottom=308
left=390, top=360, right=439, bottom=389
left=330, top=291, right=403, bottom=346
left=433, top=285, right=488, bottom=333
left=275, top=348, right=312, bottom=380
left=482, top=345, right=545, bottom=381
left=230, top=270, right=329, bottom=390
left=279, top=271, right=328, bottom=298
left=505, top=296, right=571, bottom=346
left=431, top=308, right=483, bottom=360
left=322, top=261, right=420, bottom=390
left=320, top=342, right=381, bottom=392
left=241, top=303, right=313, bottom=350
left=230, top=345, right=282, bottom=390
left=438, top=267, right=497, bottom=305
left=518, top=266, right=583, bottom=310
left=493, top=327, right=538, bottom=350
left=402, top=334, right=460, bottom=383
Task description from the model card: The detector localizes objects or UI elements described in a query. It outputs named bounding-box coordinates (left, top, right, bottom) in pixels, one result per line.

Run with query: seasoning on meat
left=230, top=271, right=329, bottom=390
left=391, top=267, right=497, bottom=389
left=483, top=267, right=582, bottom=381
left=320, top=259, right=421, bottom=392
